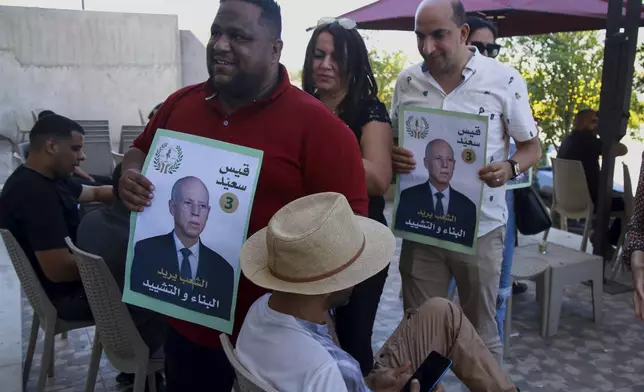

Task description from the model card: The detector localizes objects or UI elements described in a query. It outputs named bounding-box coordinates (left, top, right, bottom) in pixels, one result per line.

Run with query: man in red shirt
left=118, top=0, right=368, bottom=390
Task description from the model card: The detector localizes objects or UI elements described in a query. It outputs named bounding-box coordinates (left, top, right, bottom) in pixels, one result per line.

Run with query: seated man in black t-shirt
left=0, top=114, right=114, bottom=321
left=558, top=109, right=628, bottom=245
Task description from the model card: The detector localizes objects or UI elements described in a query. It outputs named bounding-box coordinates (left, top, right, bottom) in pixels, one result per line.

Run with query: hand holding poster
left=123, top=129, right=263, bottom=333
left=393, top=106, right=488, bottom=255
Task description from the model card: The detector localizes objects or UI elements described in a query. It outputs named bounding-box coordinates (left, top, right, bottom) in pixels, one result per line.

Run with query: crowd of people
left=2, top=0, right=640, bottom=391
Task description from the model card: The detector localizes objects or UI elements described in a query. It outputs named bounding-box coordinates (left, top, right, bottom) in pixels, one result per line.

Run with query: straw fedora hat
left=240, top=192, right=396, bottom=295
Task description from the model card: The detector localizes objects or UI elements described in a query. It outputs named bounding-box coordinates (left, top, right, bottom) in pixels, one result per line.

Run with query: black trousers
left=592, top=196, right=624, bottom=246
left=608, top=196, right=625, bottom=246
left=51, top=285, right=93, bottom=322
left=165, top=326, right=235, bottom=392
left=334, top=263, right=389, bottom=376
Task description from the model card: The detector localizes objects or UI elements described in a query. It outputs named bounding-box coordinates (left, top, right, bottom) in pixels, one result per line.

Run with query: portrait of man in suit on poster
left=130, top=176, right=234, bottom=320
left=395, top=139, right=477, bottom=247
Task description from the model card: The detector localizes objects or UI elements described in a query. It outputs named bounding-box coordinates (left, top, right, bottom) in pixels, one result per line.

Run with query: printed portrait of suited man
left=395, top=139, right=477, bottom=247
left=130, top=176, right=234, bottom=320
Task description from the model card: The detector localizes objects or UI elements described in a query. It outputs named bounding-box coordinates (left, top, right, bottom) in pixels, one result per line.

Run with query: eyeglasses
left=316, top=17, right=357, bottom=30
left=470, top=42, right=501, bottom=59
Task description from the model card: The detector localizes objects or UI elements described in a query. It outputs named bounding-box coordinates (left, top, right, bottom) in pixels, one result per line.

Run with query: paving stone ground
left=21, top=204, right=644, bottom=391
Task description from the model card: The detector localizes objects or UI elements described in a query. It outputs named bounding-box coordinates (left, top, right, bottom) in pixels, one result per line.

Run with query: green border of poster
left=506, top=141, right=533, bottom=189
left=506, top=168, right=533, bottom=190
left=122, top=129, right=263, bottom=334
left=392, top=106, right=488, bottom=255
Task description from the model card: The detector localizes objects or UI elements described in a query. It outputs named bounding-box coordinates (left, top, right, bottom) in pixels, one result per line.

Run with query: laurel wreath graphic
left=405, top=116, right=430, bottom=139
left=152, top=143, right=166, bottom=171
left=168, top=146, right=183, bottom=174
left=153, top=142, right=183, bottom=174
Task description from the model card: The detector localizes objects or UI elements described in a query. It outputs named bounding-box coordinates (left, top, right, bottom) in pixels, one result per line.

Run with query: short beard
left=214, top=71, right=267, bottom=100
left=426, top=57, right=453, bottom=76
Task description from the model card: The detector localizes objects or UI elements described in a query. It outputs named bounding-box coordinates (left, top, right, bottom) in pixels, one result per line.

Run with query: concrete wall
left=180, top=30, right=208, bottom=88
left=0, top=6, right=182, bottom=148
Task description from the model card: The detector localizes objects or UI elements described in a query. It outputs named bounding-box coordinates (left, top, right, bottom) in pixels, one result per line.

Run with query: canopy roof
left=339, top=0, right=643, bottom=37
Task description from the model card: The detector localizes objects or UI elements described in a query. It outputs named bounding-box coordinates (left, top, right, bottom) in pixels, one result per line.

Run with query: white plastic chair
left=119, top=125, right=145, bottom=153
left=0, top=230, right=94, bottom=391
left=18, top=142, right=29, bottom=160
left=13, top=142, right=29, bottom=166
left=76, top=120, right=109, bottom=129
left=542, top=158, right=623, bottom=252
left=65, top=237, right=164, bottom=392
left=219, top=334, right=279, bottom=392
left=81, top=139, right=114, bottom=176
left=111, top=151, right=124, bottom=166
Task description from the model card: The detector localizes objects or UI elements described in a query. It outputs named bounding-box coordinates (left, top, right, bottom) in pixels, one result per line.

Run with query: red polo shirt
left=132, top=65, right=369, bottom=349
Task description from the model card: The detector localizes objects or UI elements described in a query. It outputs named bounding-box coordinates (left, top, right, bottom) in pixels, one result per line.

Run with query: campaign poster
left=393, top=106, right=488, bottom=255
left=123, top=129, right=262, bottom=333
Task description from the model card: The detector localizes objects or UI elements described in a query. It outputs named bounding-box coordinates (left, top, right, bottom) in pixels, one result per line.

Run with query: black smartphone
left=402, top=351, right=452, bottom=392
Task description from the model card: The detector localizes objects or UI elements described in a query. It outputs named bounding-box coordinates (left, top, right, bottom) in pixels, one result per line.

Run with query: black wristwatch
left=507, top=159, right=520, bottom=180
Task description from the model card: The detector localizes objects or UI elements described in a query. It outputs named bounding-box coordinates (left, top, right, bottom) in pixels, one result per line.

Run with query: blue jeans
left=496, top=190, right=515, bottom=343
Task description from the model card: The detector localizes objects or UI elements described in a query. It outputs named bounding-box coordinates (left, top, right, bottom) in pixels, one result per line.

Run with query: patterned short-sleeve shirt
left=390, top=48, right=538, bottom=237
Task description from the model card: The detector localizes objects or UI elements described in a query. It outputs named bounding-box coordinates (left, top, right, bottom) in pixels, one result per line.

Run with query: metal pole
left=81, top=0, right=85, bottom=10
left=595, top=0, right=640, bottom=267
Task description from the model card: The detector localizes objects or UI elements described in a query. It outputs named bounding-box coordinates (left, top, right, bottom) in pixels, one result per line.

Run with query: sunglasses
left=316, top=17, right=357, bottom=30
left=471, top=42, right=501, bottom=58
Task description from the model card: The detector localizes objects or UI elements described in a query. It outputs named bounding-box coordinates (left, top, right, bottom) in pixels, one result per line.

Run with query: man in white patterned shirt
left=236, top=192, right=517, bottom=392
left=391, top=0, right=542, bottom=364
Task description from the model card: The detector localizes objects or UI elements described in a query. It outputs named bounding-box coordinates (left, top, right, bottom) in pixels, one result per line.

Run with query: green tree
left=499, top=31, right=643, bottom=148
left=634, top=43, right=644, bottom=94
left=288, top=68, right=303, bottom=88
left=369, top=49, right=408, bottom=111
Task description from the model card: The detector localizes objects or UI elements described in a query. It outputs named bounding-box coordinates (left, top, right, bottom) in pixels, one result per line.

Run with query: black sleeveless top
left=339, top=98, right=392, bottom=226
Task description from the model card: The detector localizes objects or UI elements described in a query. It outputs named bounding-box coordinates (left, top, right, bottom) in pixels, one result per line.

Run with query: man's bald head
left=573, top=109, right=598, bottom=133
left=425, top=139, right=454, bottom=159
left=171, top=176, right=209, bottom=202
left=424, top=139, right=456, bottom=190
left=416, top=0, right=466, bottom=27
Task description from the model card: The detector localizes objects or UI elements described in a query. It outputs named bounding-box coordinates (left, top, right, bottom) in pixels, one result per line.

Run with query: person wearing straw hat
left=237, top=192, right=518, bottom=392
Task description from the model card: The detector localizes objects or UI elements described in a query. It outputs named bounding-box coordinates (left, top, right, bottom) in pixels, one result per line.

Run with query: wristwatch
left=507, top=159, right=520, bottom=180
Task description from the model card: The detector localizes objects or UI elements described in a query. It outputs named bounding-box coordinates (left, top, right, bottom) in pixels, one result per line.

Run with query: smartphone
left=403, top=351, right=452, bottom=392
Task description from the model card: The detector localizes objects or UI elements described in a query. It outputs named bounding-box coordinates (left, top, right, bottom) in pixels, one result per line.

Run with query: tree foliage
left=289, top=68, right=303, bottom=88
left=369, top=49, right=408, bottom=111
left=634, top=43, right=644, bottom=96
left=499, top=31, right=643, bottom=148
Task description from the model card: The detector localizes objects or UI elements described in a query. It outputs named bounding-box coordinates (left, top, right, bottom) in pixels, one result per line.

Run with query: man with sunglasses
left=391, top=0, right=542, bottom=365
left=466, top=16, right=501, bottom=59
left=466, top=15, right=530, bottom=347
